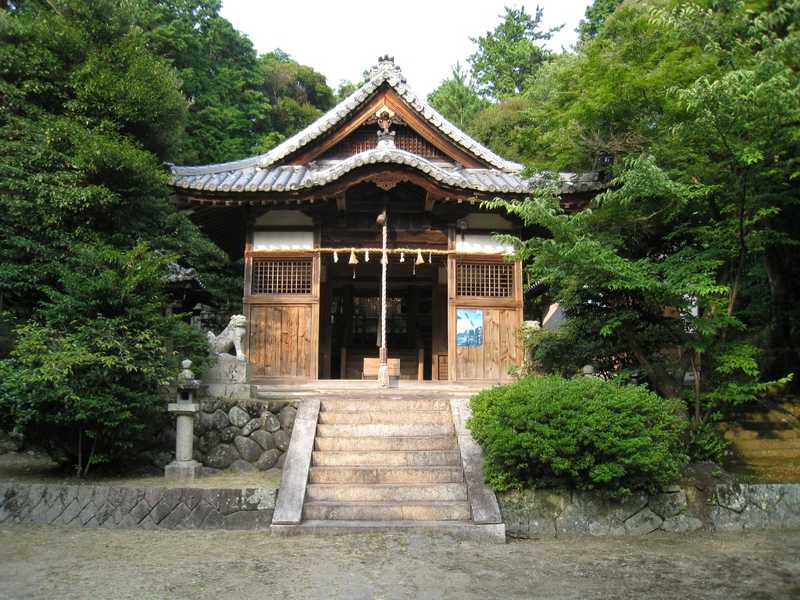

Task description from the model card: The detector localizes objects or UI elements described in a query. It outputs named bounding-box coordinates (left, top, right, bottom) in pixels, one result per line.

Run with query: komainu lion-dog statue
left=207, top=315, right=247, bottom=361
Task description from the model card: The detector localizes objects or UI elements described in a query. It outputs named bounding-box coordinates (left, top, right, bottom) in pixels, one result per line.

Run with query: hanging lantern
left=415, top=251, right=424, bottom=266
left=348, top=249, right=359, bottom=265
left=399, top=252, right=405, bottom=263
left=352, top=267, right=356, bottom=279
left=365, top=250, right=370, bottom=262
left=333, top=251, right=339, bottom=263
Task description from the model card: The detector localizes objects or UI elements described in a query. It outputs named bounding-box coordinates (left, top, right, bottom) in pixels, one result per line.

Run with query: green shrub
left=0, top=242, right=212, bottom=475
left=468, top=375, right=688, bottom=498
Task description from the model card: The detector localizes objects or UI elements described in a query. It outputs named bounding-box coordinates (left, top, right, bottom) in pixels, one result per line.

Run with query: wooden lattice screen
left=321, top=127, right=447, bottom=161
left=251, top=258, right=312, bottom=295
left=456, top=262, right=514, bottom=298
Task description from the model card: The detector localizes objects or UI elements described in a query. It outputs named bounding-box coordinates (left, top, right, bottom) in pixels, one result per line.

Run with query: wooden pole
left=378, top=209, right=389, bottom=387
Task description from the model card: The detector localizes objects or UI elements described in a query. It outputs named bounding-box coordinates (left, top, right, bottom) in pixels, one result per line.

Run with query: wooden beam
left=424, top=193, right=436, bottom=212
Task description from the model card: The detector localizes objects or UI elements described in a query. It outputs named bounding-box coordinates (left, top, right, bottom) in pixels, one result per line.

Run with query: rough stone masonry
left=0, top=481, right=275, bottom=530
left=500, top=482, right=800, bottom=538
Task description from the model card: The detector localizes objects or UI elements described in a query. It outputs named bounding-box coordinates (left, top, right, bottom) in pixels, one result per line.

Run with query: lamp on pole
left=376, top=208, right=389, bottom=387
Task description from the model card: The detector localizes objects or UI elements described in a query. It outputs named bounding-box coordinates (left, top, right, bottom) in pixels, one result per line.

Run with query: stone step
left=729, top=438, right=800, bottom=451
left=302, top=501, right=471, bottom=522
left=729, top=447, right=800, bottom=460
left=317, top=423, right=454, bottom=438
left=724, top=427, right=800, bottom=441
left=732, top=406, right=800, bottom=421
left=320, top=398, right=451, bottom=412
left=314, top=435, right=458, bottom=452
left=318, top=410, right=452, bottom=425
left=312, top=450, right=461, bottom=467
left=309, top=466, right=464, bottom=484
left=732, top=420, right=799, bottom=432
left=728, top=464, right=800, bottom=482
left=305, top=483, right=468, bottom=503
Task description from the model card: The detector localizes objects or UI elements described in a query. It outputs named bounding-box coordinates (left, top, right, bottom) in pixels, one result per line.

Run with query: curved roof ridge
left=171, top=56, right=523, bottom=177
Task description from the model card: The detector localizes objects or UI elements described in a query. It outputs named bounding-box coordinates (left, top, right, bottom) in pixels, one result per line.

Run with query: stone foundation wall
left=500, top=483, right=800, bottom=538
left=190, top=398, right=297, bottom=473
left=0, top=482, right=275, bottom=530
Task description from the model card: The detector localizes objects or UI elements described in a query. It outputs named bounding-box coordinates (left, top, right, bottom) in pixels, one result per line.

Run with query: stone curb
left=271, top=398, right=321, bottom=525
left=449, top=398, right=505, bottom=529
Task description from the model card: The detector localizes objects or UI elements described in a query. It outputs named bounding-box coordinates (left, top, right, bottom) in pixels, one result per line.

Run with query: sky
left=220, top=0, right=592, bottom=97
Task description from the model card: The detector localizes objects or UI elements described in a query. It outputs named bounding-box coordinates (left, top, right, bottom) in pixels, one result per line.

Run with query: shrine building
left=169, top=56, right=601, bottom=384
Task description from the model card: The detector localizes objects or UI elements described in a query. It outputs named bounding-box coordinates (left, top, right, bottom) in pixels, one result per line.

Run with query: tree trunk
left=631, top=342, right=682, bottom=398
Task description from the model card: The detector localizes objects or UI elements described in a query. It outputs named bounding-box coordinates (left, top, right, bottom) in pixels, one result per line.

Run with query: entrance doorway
left=321, top=253, right=444, bottom=381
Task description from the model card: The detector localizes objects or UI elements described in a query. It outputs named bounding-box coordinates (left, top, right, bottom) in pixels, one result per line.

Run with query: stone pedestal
left=165, top=402, right=202, bottom=482
left=203, top=354, right=250, bottom=400
left=377, top=363, right=390, bottom=388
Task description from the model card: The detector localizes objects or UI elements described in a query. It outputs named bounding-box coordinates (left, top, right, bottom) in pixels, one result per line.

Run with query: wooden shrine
left=170, top=56, right=602, bottom=384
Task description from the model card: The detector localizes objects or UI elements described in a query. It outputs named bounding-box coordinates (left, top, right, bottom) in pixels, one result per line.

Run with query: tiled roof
left=171, top=56, right=521, bottom=182
left=169, top=56, right=605, bottom=197
left=172, top=146, right=604, bottom=195
left=173, top=147, right=532, bottom=194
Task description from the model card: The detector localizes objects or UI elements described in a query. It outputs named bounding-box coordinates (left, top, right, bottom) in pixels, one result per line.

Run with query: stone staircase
left=724, top=402, right=800, bottom=482
left=303, top=395, right=470, bottom=522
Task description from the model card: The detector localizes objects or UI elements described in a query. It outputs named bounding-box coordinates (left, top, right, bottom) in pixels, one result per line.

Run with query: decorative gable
left=319, top=124, right=450, bottom=163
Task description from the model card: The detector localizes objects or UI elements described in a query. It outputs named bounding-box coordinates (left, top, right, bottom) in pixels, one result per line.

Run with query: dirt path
left=0, top=525, right=798, bottom=599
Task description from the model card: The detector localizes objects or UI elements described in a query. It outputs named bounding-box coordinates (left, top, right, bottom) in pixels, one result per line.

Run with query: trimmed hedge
left=468, top=375, right=688, bottom=498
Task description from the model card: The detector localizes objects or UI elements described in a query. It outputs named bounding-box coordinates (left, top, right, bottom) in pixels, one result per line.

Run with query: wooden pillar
left=447, top=226, right=457, bottom=382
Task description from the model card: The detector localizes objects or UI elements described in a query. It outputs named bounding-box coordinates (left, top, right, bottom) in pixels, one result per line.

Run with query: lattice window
left=456, top=262, right=514, bottom=298
left=251, top=258, right=312, bottom=295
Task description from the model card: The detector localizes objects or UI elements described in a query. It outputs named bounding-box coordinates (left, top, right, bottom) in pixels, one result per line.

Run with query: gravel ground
left=0, top=525, right=798, bottom=599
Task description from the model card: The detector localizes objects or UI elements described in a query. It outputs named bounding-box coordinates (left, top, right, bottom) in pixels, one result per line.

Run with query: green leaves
left=468, top=6, right=559, bottom=99
left=427, top=63, right=487, bottom=131
left=0, top=243, right=211, bottom=471
left=468, top=375, right=688, bottom=498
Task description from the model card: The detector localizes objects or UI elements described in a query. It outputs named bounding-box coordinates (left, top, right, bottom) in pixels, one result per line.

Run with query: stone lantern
left=164, top=359, right=202, bottom=481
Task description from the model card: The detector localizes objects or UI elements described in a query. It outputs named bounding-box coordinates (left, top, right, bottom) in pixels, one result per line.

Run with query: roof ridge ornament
left=368, top=54, right=406, bottom=83
left=375, top=107, right=396, bottom=149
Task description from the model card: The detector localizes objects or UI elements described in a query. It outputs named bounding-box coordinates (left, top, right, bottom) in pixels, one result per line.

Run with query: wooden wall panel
left=249, top=304, right=314, bottom=379
left=447, top=254, right=523, bottom=382
left=453, top=307, right=519, bottom=381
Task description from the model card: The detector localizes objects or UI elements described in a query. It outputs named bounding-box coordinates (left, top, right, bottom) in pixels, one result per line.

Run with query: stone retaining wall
left=3, top=479, right=798, bottom=533
left=500, top=483, right=800, bottom=538
left=155, top=398, right=297, bottom=474
left=0, top=481, right=275, bottom=530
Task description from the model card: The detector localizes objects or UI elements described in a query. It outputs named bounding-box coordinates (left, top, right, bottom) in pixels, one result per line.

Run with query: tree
left=137, top=0, right=271, bottom=164
left=487, top=0, right=799, bottom=460
left=0, top=243, right=210, bottom=474
left=256, top=49, right=334, bottom=144
left=427, top=63, right=487, bottom=130
left=468, top=5, right=560, bottom=99
left=577, top=0, right=623, bottom=42
left=0, top=0, right=220, bottom=470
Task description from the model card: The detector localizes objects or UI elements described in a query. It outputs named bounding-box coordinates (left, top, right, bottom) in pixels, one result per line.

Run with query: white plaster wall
left=455, top=233, right=514, bottom=255
left=252, top=230, right=314, bottom=251
left=254, top=210, right=313, bottom=227
left=462, top=212, right=514, bottom=230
